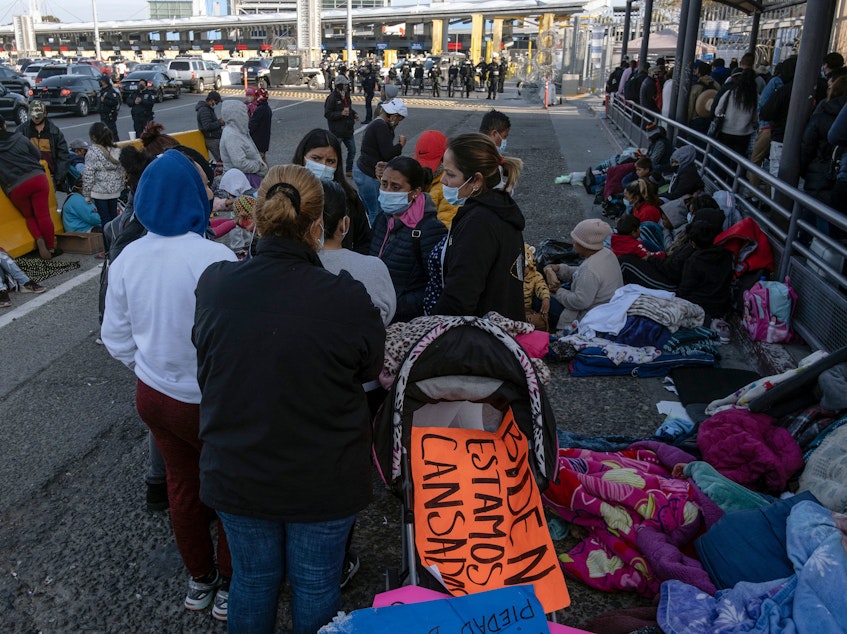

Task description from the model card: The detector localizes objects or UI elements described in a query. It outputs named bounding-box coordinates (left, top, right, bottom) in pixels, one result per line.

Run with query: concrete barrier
left=0, top=130, right=209, bottom=259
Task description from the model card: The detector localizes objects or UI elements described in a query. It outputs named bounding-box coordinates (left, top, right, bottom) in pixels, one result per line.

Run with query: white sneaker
left=710, top=318, right=731, bottom=344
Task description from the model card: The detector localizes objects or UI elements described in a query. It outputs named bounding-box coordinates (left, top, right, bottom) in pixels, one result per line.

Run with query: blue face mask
left=623, top=198, right=633, bottom=213
left=442, top=176, right=473, bottom=207
left=304, top=158, right=336, bottom=182
left=498, top=137, right=507, bottom=154
left=378, top=189, right=412, bottom=215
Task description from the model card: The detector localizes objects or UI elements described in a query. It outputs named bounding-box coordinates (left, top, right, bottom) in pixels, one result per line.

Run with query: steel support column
left=470, top=13, right=483, bottom=64
left=667, top=0, right=691, bottom=132
left=747, top=11, right=761, bottom=58
left=673, top=0, right=703, bottom=127
left=778, top=0, right=837, bottom=189
left=638, top=0, right=654, bottom=66
left=621, top=0, right=632, bottom=62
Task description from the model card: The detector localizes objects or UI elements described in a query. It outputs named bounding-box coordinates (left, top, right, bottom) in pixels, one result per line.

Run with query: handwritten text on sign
left=411, top=409, right=570, bottom=613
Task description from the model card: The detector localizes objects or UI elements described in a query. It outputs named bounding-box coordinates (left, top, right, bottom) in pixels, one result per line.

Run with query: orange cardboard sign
left=410, top=409, right=570, bottom=613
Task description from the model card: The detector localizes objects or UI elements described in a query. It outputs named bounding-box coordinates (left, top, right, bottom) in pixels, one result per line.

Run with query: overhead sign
left=410, top=410, right=570, bottom=613
left=376, top=43, right=388, bottom=50
left=410, top=43, right=424, bottom=50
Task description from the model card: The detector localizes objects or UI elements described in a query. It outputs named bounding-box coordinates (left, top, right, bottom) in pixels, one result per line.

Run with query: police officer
left=98, top=74, right=121, bottom=141
left=447, top=62, right=459, bottom=98
left=498, top=57, right=507, bottom=93
left=461, top=61, right=474, bottom=98
left=486, top=57, right=500, bottom=100
left=429, top=65, right=440, bottom=98
left=413, top=61, right=424, bottom=95
left=360, top=63, right=377, bottom=123
left=130, top=78, right=155, bottom=139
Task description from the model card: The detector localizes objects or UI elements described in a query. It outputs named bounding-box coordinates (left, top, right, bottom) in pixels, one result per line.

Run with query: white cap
left=382, top=98, right=408, bottom=117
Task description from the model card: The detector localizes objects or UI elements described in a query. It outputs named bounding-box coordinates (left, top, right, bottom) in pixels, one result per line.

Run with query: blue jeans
left=219, top=512, right=355, bottom=634
left=339, top=135, right=356, bottom=173
left=352, top=164, right=380, bottom=224
left=93, top=198, right=119, bottom=229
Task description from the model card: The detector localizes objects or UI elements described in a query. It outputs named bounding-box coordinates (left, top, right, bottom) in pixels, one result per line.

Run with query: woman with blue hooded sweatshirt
left=101, top=149, right=238, bottom=621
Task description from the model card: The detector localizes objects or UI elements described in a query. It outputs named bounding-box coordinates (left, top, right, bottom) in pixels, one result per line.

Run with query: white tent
left=615, top=29, right=717, bottom=59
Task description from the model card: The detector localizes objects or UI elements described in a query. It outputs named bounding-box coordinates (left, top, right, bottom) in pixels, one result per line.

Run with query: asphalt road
left=0, top=85, right=757, bottom=632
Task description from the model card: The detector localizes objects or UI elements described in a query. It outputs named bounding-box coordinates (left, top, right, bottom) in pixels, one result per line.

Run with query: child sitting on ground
left=676, top=220, right=734, bottom=320
left=623, top=178, right=663, bottom=223
left=611, top=215, right=665, bottom=260
left=621, top=157, right=665, bottom=192
left=543, top=219, right=623, bottom=334
left=523, top=243, right=551, bottom=330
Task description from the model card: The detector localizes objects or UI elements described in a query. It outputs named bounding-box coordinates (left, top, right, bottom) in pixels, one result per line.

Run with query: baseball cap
left=414, top=130, right=447, bottom=171
left=382, top=98, right=407, bottom=118
left=29, top=100, right=46, bottom=118
left=99, top=74, right=112, bottom=84
left=334, top=74, right=350, bottom=85
left=69, top=138, right=90, bottom=150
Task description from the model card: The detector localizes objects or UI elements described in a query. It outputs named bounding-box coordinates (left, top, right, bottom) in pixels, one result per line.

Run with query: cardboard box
left=56, top=231, right=104, bottom=255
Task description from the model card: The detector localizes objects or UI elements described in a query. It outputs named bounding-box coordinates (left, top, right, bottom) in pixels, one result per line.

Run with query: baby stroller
left=372, top=315, right=569, bottom=614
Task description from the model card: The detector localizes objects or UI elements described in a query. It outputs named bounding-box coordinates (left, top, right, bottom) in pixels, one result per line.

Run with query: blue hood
left=134, top=149, right=209, bottom=237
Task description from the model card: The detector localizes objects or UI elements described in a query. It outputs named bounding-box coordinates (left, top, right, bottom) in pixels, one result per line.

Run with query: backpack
left=624, top=71, right=646, bottom=102
left=606, top=67, right=623, bottom=94
left=742, top=277, right=798, bottom=343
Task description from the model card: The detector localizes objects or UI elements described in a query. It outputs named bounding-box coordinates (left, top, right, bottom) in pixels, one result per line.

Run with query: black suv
left=0, top=83, right=28, bottom=124
left=0, top=65, right=30, bottom=95
left=28, top=75, right=101, bottom=116
left=35, top=64, right=101, bottom=85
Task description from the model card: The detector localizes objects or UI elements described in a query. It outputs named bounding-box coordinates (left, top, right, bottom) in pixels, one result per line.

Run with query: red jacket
left=714, top=217, right=774, bottom=278
left=611, top=233, right=665, bottom=259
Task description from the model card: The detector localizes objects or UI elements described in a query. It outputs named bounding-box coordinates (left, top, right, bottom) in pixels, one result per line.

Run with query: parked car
left=133, top=62, right=170, bottom=74
left=0, top=83, right=29, bottom=125
left=28, top=75, right=101, bottom=116
left=221, top=58, right=245, bottom=74
left=78, top=59, right=113, bottom=75
left=119, top=71, right=182, bottom=103
left=242, top=58, right=272, bottom=86
left=166, top=57, right=221, bottom=93
left=22, top=63, right=47, bottom=86
left=35, top=64, right=101, bottom=85
left=0, top=65, right=30, bottom=94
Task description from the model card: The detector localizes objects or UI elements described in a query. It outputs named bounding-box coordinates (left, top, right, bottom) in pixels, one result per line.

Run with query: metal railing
left=606, top=93, right=847, bottom=353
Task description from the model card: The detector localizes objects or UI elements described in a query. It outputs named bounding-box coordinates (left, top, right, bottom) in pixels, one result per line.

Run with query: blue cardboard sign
left=318, top=586, right=549, bottom=633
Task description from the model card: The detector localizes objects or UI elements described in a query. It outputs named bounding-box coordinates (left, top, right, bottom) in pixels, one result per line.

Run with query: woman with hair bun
left=193, top=164, right=385, bottom=633
left=432, top=132, right=526, bottom=321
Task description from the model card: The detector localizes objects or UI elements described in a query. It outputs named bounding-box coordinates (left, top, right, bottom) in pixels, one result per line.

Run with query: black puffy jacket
left=324, top=89, right=357, bottom=139
left=370, top=194, right=447, bottom=322
left=799, top=95, right=847, bottom=193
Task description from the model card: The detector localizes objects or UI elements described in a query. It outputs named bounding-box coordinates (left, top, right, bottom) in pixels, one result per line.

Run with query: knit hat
left=29, top=100, right=46, bottom=118
left=382, top=98, right=408, bottom=117
left=233, top=194, right=256, bottom=218
left=413, top=130, right=447, bottom=171
left=570, top=218, right=611, bottom=251
left=383, top=83, right=400, bottom=100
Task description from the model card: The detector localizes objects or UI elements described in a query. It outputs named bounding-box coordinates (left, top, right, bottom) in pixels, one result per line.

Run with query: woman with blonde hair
left=432, top=132, right=526, bottom=321
left=193, top=164, right=385, bottom=633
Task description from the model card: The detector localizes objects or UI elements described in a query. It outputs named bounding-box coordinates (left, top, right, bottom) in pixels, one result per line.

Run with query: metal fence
left=607, top=94, right=847, bottom=353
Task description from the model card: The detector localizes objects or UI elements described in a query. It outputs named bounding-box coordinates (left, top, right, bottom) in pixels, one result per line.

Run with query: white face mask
left=305, top=158, right=336, bottom=182
left=442, top=175, right=473, bottom=207
left=315, top=220, right=325, bottom=250
left=378, top=189, right=412, bottom=215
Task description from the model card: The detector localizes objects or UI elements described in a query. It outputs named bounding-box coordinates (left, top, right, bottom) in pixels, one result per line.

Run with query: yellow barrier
left=0, top=130, right=209, bottom=259
left=0, top=162, right=62, bottom=258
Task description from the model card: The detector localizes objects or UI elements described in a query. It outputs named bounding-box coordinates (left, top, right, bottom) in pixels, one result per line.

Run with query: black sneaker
left=146, top=482, right=169, bottom=512
left=340, top=550, right=360, bottom=589
left=0, top=290, right=10, bottom=308
left=21, top=281, right=47, bottom=294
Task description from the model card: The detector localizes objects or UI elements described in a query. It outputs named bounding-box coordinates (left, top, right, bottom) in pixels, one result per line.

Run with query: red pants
left=135, top=380, right=232, bottom=579
left=8, top=174, right=54, bottom=249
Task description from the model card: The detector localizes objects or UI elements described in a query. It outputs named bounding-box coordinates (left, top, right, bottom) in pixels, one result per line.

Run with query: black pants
left=100, top=115, right=119, bottom=142
left=133, top=116, right=152, bottom=138
left=364, top=92, right=373, bottom=122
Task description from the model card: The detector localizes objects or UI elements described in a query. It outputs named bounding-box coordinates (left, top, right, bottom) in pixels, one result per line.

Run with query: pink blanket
left=544, top=444, right=717, bottom=597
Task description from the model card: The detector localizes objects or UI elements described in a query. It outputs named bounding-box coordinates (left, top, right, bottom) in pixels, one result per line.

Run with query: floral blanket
left=544, top=442, right=721, bottom=597
left=658, top=501, right=847, bottom=634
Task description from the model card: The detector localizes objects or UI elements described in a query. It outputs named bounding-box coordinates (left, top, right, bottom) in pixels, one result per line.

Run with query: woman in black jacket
left=193, top=164, right=385, bottom=633
left=432, top=132, right=526, bottom=321
left=664, top=146, right=704, bottom=201
left=353, top=98, right=407, bottom=222
left=369, top=156, right=447, bottom=322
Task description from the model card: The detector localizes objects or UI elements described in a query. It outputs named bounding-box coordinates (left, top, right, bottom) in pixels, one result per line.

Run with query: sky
left=5, top=0, right=428, bottom=24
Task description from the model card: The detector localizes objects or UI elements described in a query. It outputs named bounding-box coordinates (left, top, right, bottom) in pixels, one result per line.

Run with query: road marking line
left=271, top=100, right=310, bottom=112
left=0, top=266, right=101, bottom=331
